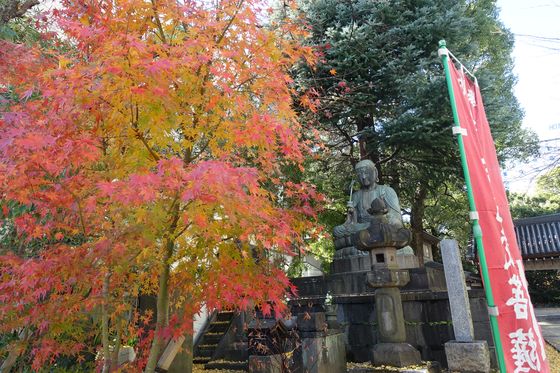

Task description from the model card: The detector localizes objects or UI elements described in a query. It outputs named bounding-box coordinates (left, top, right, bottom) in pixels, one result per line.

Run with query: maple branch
left=188, top=135, right=211, bottom=162
left=89, top=93, right=160, bottom=162
left=215, top=0, right=244, bottom=45
left=37, top=165, right=88, bottom=236
left=181, top=2, right=246, bottom=160
left=131, top=104, right=160, bottom=162
left=168, top=198, right=181, bottom=237
left=150, top=0, right=168, bottom=44
left=173, top=222, right=191, bottom=241
left=232, top=74, right=261, bottom=90
left=0, top=0, right=39, bottom=24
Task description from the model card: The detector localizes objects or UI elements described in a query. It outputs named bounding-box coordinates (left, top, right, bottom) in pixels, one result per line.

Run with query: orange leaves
left=0, top=0, right=324, bottom=368
left=204, top=255, right=291, bottom=317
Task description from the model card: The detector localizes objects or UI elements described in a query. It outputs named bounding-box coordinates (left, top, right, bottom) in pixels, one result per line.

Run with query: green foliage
left=537, top=166, right=560, bottom=197
left=295, top=0, right=537, bottom=250
left=508, top=165, right=560, bottom=220
left=0, top=0, right=41, bottom=42
left=525, top=270, right=560, bottom=306
left=508, top=172, right=560, bottom=307
left=423, top=186, right=470, bottom=244
left=0, top=15, right=38, bottom=42
left=508, top=192, right=560, bottom=219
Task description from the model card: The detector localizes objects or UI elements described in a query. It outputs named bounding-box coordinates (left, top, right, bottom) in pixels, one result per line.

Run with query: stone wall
left=289, top=269, right=494, bottom=368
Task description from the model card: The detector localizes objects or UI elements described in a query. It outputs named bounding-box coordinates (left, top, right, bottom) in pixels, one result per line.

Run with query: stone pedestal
left=331, top=247, right=370, bottom=273
left=444, top=341, right=490, bottom=373
left=248, top=354, right=282, bottom=373
left=300, top=331, right=346, bottom=373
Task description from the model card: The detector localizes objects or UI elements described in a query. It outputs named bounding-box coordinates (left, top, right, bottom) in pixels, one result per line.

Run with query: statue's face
left=356, top=166, right=375, bottom=187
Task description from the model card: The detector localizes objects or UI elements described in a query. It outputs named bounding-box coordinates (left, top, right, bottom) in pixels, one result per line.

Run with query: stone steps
left=216, top=310, right=234, bottom=319
left=196, top=344, right=217, bottom=357
left=193, top=310, right=239, bottom=370
left=202, top=332, right=223, bottom=345
left=207, top=320, right=230, bottom=333
left=205, top=360, right=248, bottom=371
left=192, top=356, right=211, bottom=364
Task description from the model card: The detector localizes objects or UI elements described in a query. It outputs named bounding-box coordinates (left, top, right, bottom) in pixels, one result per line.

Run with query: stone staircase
left=193, top=310, right=248, bottom=371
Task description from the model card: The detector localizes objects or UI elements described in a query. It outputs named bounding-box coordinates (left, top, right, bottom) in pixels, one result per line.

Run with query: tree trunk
left=410, top=184, right=428, bottom=267
left=101, top=272, right=111, bottom=373
left=0, top=328, right=27, bottom=373
left=144, top=239, right=174, bottom=373
left=357, top=118, right=368, bottom=160
left=111, top=319, right=122, bottom=370
left=0, top=346, right=20, bottom=373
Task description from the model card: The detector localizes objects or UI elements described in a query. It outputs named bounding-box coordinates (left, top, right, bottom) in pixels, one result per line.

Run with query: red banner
left=448, top=60, right=549, bottom=372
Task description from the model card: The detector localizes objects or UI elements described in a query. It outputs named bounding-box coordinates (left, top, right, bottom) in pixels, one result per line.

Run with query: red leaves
left=0, top=0, right=323, bottom=368
left=20, top=88, right=34, bottom=101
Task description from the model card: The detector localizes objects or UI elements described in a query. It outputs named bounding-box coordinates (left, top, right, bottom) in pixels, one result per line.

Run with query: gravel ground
left=546, top=343, right=560, bottom=373
left=193, top=345, right=560, bottom=373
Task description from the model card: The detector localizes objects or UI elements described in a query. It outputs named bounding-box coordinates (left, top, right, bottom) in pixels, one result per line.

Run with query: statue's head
left=355, top=159, right=377, bottom=188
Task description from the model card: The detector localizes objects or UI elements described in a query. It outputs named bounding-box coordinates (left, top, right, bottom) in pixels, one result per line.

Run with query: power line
left=514, top=33, right=560, bottom=43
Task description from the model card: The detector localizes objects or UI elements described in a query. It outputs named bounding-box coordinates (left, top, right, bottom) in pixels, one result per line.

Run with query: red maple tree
left=0, top=0, right=320, bottom=371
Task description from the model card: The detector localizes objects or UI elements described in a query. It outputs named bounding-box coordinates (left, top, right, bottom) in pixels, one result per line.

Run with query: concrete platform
left=535, top=307, right=560, bottom=351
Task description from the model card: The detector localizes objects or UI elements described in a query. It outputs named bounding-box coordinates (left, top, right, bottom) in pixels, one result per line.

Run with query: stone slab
left=297, top=312, right=326, bottom=332
left=444, top=340, right=490, bottom=373
left=440, top=239, right=475, bottom=342
left=372, top=342, right=421, bottom=367
left=375, top=287, right=407, bottom=343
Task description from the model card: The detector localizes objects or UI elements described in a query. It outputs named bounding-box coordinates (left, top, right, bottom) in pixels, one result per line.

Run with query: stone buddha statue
left=333, top=160, right=410, bottom=254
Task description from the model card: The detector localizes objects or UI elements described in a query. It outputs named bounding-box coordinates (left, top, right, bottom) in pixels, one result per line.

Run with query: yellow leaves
left=329, top=68, right=337, bottom=75
left=58, top=56, right=71, bottom=69
left=79, top=14, right=90, bottom=26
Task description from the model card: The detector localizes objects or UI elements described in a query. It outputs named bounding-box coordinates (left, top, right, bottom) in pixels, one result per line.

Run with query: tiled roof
left=514, top=213, right=560, bottom=259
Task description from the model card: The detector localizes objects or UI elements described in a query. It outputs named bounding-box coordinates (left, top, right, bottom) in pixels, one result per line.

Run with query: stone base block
left=444, top=340, right=490, bottom=373
left=367, top=268, right=410, bottom=288
left=297, top=312, right=326, bottom=332
left=372, top=342, right=421, bottom=367
left=331, top=247, right=371, bottom=273
left=299, top=332, right=346, bottom=373
left=248, top=354, right=282, bottom=373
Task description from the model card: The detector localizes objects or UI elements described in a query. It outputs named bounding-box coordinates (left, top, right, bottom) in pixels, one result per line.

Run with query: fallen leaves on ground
left=193, top=347, right=560, bottom=373
left=193, top=364, right=240, bottom=373
left=546, top=343, right=560, bottom=373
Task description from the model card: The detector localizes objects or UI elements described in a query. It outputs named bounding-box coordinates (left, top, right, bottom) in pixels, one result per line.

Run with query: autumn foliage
left=0, top=0, right=318, bottom=370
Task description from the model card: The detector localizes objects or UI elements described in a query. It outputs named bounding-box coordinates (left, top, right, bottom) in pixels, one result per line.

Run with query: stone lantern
left=353, top=198, right=421, bottom=368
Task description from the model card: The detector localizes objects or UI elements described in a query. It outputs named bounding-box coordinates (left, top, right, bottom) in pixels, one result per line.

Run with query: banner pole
left=438, top=39, right=506, bottom=373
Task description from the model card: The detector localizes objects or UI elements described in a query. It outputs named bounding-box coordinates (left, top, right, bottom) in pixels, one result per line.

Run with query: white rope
left=447, top=49, right=478, bottom=84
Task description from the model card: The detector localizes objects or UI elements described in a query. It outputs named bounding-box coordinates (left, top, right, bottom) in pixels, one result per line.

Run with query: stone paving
left=536, top=308, right=560, bottom=351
